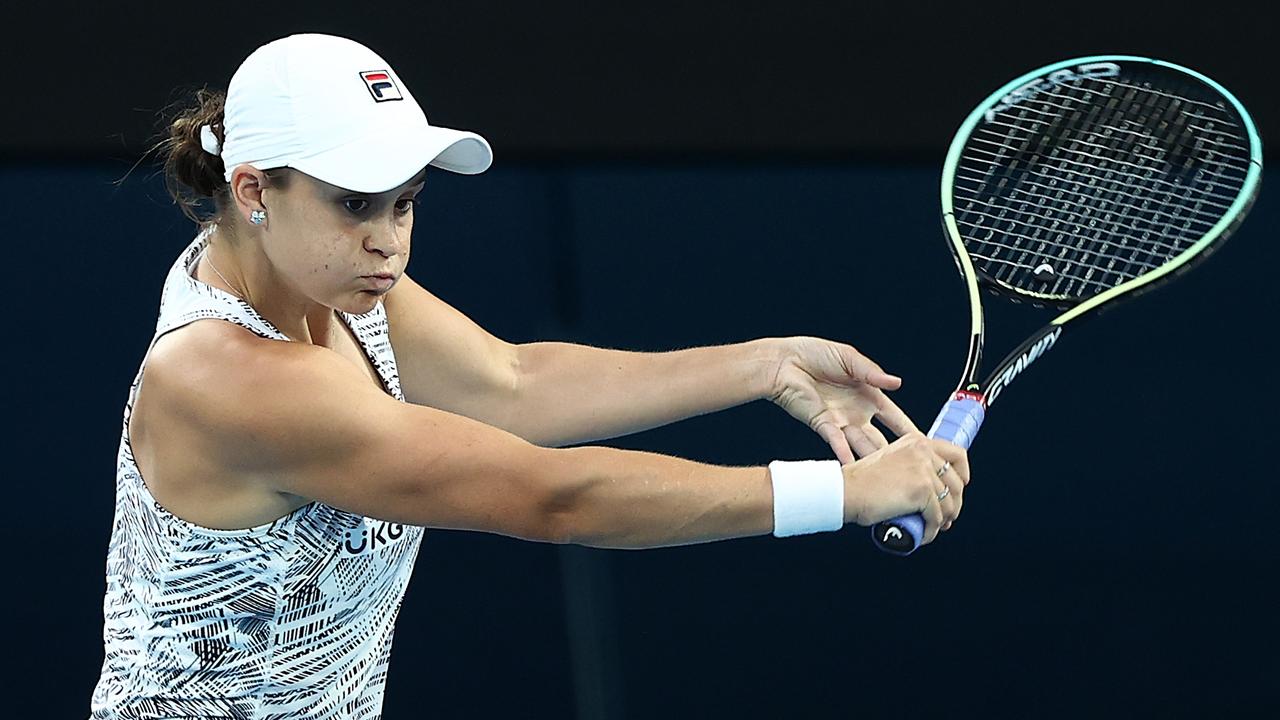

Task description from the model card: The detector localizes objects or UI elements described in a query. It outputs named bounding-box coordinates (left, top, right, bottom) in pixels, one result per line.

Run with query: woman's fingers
left=874, top=394, right=920, bottom=438
left=816, top=421, right=856, bottom=466
left=845, top=423, right=889, bottom=459
left=931, top=449, right=966, bottom=533
left=921, top=490, right=945, bottom=545
left=927, top=439, right=971, bottom=486
left=843, top=348, right=903, bottom=391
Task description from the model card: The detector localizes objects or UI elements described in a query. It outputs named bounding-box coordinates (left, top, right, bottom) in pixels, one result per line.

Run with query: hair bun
left=158, top=88, right=228, bottom=221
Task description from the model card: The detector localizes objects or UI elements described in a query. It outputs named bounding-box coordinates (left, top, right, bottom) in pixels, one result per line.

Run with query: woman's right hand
left=842, top=433, right=970, bottom=546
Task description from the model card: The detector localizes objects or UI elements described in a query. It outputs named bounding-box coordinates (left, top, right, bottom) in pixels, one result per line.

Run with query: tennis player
left=91, top=33, right=969, bottom=719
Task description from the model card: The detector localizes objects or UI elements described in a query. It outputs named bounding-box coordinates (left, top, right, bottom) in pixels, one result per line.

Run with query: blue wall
left=7, top=162, right=1276, bottom=717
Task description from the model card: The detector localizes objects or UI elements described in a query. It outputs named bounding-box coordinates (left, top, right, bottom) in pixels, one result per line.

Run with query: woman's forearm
left=544, top=445, right=777, bottom=549
left=509, top=338, right=786, bottom=446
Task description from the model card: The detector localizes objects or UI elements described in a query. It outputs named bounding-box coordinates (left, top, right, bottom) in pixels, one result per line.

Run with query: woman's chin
left=336, top=291, right=385, bottom=315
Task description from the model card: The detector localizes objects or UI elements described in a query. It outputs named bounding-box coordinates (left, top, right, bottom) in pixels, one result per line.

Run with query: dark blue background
left=5, top=160, right=1275, bottom=717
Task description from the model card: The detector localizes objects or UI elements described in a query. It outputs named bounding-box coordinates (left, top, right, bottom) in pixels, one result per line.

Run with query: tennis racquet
left=873, top=56, right=1263, bottom=555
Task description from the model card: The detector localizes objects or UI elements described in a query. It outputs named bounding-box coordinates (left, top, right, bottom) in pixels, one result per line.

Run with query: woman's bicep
left=208, top=339, right=557, bottom=539
left=383, top=273, right=520, bottom=423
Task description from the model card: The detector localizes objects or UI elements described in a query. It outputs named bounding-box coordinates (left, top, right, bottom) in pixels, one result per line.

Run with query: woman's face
left=256, top=168, right=426, bottom=315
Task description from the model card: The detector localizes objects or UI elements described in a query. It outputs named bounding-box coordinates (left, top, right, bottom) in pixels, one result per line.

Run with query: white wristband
left=768, top=460, right=845, bottom=538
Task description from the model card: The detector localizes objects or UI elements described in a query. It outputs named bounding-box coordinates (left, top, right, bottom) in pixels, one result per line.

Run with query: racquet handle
left=871, top=394, right=984, bottom=555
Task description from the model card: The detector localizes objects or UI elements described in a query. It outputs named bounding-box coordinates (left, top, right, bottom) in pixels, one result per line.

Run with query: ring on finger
left=936, top=461, right=951, bottom=478
left=936, top=485, right=950, bottom=501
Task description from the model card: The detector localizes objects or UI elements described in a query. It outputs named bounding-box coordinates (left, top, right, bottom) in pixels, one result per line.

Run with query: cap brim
left=290, top=124, right=493, bottom=193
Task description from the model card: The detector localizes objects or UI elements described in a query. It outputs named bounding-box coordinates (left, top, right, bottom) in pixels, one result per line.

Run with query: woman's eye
left=395, top=198, right=418, bottom=214
left=343, top=198, right=370, bottom=214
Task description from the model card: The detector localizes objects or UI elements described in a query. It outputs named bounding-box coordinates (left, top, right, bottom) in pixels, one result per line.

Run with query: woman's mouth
left=361, top=274, right=396, bottom=291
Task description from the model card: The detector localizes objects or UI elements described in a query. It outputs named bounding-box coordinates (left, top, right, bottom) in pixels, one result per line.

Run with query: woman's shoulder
left=144, top=320, right=324, bottom=416
left=133, top=320, right=320, bottom=530
left=151, top=318, right=279, bottom=371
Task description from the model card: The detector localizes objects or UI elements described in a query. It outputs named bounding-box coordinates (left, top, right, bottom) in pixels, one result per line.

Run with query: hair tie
left=199, top=125, right=222, bottom=156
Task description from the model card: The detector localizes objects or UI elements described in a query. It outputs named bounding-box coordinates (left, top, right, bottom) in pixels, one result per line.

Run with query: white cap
left=214, top=33, right=492, bottom=192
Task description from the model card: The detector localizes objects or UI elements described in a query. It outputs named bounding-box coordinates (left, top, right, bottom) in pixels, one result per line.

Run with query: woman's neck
left=202, top=225, right=339, bottom=346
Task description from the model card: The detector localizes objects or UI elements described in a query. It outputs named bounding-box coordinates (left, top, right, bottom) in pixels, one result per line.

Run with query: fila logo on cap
left=359, top=70, right=403, bottom=102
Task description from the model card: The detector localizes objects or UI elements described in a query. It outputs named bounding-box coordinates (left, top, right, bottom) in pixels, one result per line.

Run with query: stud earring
left=250, top=209, right=267, bottom=225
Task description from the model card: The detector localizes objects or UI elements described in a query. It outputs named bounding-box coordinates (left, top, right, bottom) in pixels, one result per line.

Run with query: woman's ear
left=227, top=164, right=270, bottom=226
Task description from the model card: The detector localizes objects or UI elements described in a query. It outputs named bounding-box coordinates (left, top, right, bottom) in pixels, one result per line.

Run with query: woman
left=92, top=33, right=969, bottom=719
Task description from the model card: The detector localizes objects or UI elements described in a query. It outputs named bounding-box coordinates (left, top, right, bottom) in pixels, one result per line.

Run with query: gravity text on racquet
left=873, top=56, right=1263, bottom=555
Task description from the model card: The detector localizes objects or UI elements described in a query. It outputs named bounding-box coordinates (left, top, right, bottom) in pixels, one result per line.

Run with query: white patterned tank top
left=91, top=227, right=424, bottom=719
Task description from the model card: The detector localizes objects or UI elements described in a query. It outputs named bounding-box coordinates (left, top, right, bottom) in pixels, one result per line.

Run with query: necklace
left=204, top=244, right=245, bottom=300
left=202, top=243, right=301, bottom=342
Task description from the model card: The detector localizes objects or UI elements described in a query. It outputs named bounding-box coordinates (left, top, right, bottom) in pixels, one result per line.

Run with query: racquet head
left=944, top=56, right=1262, bottom=315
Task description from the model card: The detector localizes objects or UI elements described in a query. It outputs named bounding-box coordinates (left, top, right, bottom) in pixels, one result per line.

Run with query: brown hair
left=152, top=87, right=290, bottom=223
left=154, top=87, right=230, bottom=222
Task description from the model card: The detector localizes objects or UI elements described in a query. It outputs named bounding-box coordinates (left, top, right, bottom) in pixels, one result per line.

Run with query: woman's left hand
left=767, top=336, right=919, bottom=465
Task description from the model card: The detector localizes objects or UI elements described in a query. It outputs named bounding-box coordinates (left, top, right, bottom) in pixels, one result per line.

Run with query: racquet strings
left=951, top=67, right=1254, bottom=304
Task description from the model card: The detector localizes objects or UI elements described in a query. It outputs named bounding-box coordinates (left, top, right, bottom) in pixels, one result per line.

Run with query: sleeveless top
left=91, top=227, right=425, bottom=719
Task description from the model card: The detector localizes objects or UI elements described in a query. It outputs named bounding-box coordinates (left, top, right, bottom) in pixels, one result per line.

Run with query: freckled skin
left=251, top=191, right=410, bottom=314
left=204, top=167, right=425, bottom=341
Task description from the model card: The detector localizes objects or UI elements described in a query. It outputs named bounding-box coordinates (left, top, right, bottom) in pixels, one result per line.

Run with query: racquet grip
left=871, top=394, right=984, bottom=555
